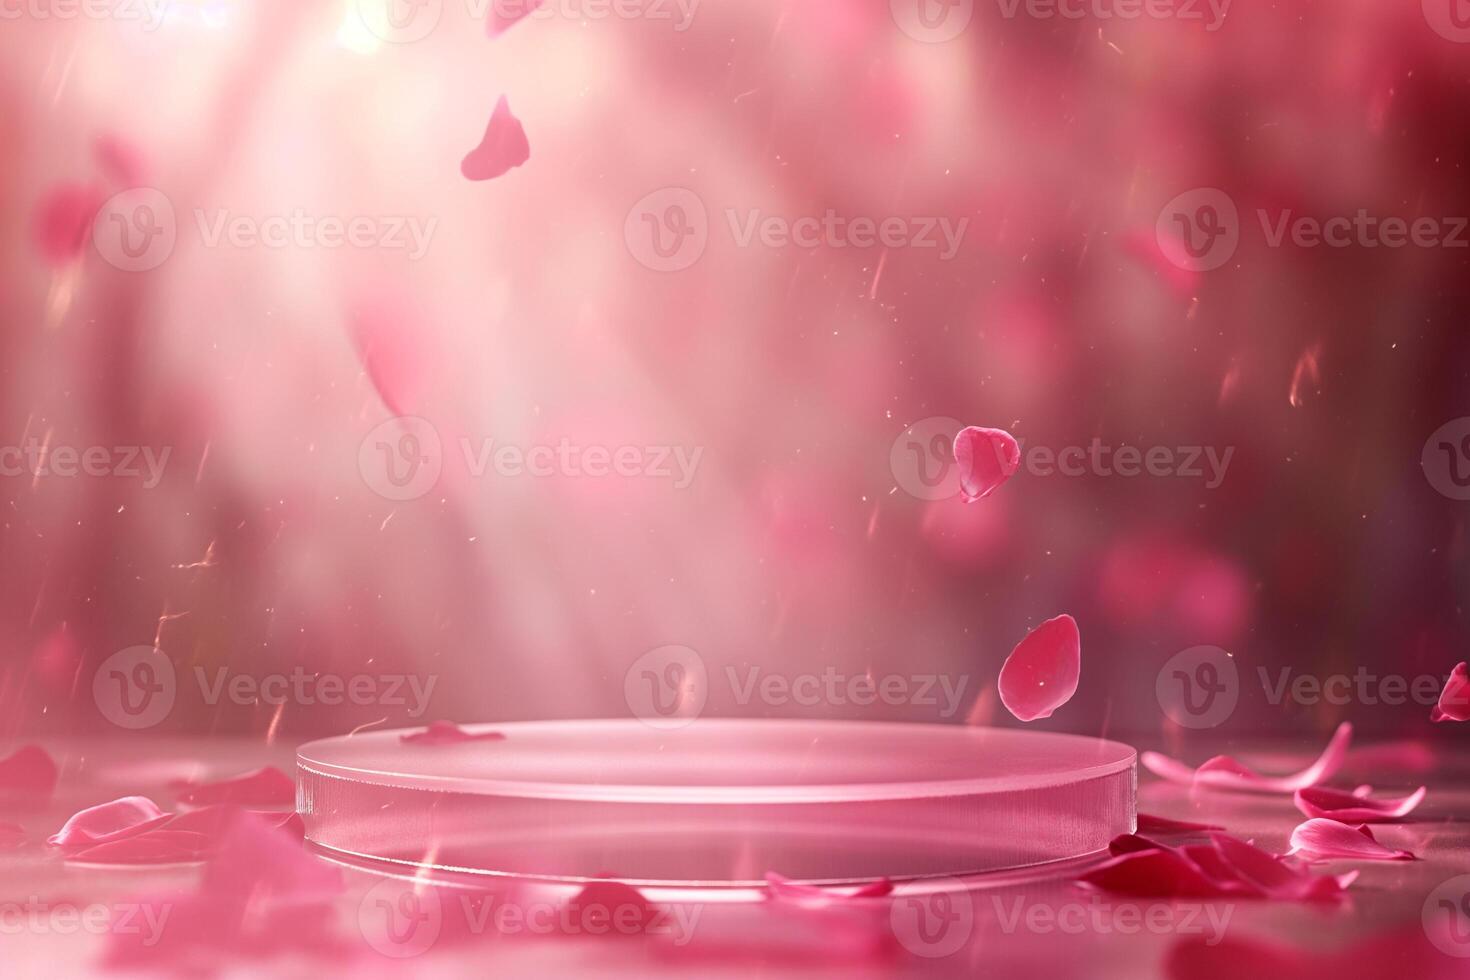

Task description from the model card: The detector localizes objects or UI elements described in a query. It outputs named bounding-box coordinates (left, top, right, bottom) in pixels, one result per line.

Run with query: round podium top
left=298, top=718, right=1136, bottom=804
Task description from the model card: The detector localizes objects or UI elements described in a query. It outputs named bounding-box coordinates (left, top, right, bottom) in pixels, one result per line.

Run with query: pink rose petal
left=952, top=426, right=1020, bottom=502
left=49, top=796, right=166, bottom=849
left=461, top=96, right=530, bottom=182
left=105, top=811, right=345, bottom=969
left=69, top=833, right=207, bottom=865
left=1288, top=819, right=1416, bottom=862
left=1137, top=813, right=1225, bottom=835
left=486, top=0, right=543, bottom=35
left=1431, top=662, right=1470, bottom=722
left=400, top=721, right=508, bottom=745
left=171, top=767, right=295, bottom=807
left=561, top=879, right=658, bottom=932
left=1082, top=832, right=1354, bottom=902
left=1079, top=848, right=1245, bottom=899
left=1293, top=785, right=1426, bottom=823
left=1141, top=722, right=1352, bottom=794
left=998, top=613, right=1081, bottom=722
left=33, top=183, right=105, bottom=266
left=765, top=873, right=894, bottom=905
left=0, top=744, right=60, bottom=799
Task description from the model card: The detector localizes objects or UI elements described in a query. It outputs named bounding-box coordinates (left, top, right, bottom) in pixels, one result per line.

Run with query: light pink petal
left=1293, top=785, right=1426, bottom=823
left=1431, top=662, right=1470, bottom=722
left=1288, top=820, right=1415, bottom=862
left=998, top=613, right=1081, bottom=722
left=765, top=873, right=894, bottom=905
left=1141, top=722, right=1352, bottom=794
left=952, top=425, right=1021, bottom=502
left=69, top=832, right=208, bottom=865
left=0, top=744, right=59, bottom=798
left=1137, top=813, right=1225, bottom=834
left=486, top=0, right=543, bottom=35
left=49, top=796, right=166, bottom=849
left=171, top=767, right=295, bottom=807
left=1078, top=848, right=1244, bottom=899
left=400, top=721, right=508, bottom=745
left=32, top=183, right=106, bottom=266
left=461, top=96, right=530, bottom=182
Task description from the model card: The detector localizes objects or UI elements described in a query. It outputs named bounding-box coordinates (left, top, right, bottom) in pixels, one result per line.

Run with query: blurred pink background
left=2, top=0, right=1468, bottom=740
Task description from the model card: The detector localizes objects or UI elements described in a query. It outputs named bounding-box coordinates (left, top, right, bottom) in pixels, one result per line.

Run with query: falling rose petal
left=1293, top=785, right=1426, bottom=823
left=400, top=721, right=508, bottom=745
left=1141, top=722, right=1352, bottom=793
left=49, top=796, right=166, bottom=849
left=765, top=873, right=894, bottom=905
left=486, top=0, right=543, bottom=35
left=461, top=96, right=530, bottom=182
left=1288, top=820, right=1416, bottom=862
left=32, top=183, right=106, bottom=266
left=1431, top=662, right=1470, bottom=722
left=1136, top=813, right=1225, bottom=835
left=951, top=426, right=1021, bottom=502
left=998, top=614, right=1081, bottom=722
left=171, top=767, right=295, bottom=807
left=0, top=744, right=60, bottom=799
